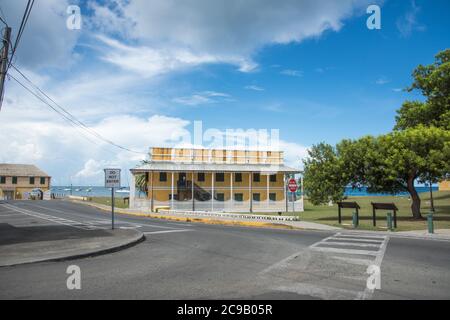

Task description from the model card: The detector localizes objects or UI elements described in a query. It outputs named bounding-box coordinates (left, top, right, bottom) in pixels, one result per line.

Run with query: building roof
left=131, top=161, right=301, bottom=174
left=0, top=164, right=50, bottom=177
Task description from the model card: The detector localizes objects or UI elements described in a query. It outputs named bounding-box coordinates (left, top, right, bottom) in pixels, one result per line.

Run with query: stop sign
left=288, top=178, right=298, bottom=192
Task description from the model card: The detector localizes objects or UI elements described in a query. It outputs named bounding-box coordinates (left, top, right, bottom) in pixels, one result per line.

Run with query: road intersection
left=0, top=200, right=449, bottom=299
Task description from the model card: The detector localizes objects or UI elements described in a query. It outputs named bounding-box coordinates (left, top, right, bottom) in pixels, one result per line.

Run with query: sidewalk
left=340, top=228, right=450, bottom=241
left=0, top=224, right=144, bottom=267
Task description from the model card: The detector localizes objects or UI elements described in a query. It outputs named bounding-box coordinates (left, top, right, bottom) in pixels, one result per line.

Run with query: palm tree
left=135, top=160, right=150, bottom=197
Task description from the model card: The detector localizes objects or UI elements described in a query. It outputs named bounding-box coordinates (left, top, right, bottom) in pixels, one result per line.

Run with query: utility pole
left=0, top=26, right=11, bottom=110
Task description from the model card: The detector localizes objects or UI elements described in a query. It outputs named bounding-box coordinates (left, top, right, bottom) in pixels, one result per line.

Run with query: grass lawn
left=252, top=191, right=449, bottom=231
left=299, top=191, right=449, bottom=232
left=89, top=196, right=130, bottom=209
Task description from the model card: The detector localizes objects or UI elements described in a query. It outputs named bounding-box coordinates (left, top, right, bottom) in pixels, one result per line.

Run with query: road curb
left=0, top=230, right=145, bottom=268
left=67, top=200, right=450, bottom=239
left=68, top=200, right=306, bottom=231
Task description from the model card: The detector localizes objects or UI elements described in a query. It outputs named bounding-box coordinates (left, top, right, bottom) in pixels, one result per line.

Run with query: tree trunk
left=407, top=175, right=422, bottom=219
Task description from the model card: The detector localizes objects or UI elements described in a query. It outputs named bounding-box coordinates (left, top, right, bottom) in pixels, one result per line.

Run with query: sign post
left=288, top=178, right=298, bottom=213
left=104, top=168, right=121, bottom=230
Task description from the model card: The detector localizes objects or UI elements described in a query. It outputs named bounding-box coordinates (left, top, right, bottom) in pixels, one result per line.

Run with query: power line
left=7, top=0, right=34, bottom=71
left=7, top=73, right=113, bottom=151
left=10, top=64, right=145, bottom=155
left=8, top=69, right=146, bottom=156
left=0, top=5, right=7, bottom=26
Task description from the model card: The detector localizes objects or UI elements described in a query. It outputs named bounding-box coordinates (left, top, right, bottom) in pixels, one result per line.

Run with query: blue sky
left=0, top=0, right=449, bottom=185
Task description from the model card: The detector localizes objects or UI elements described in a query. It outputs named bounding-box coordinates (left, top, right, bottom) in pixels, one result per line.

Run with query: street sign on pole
left=288, top=179, right=298, bottom=192
left=288, top=178, right=298, bottom=212
left=104, top=168, right=121, bottom=230
left=104, top=168, right=121, bottom=188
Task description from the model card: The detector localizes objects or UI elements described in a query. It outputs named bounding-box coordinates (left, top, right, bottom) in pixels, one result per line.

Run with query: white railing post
left=230, top=172, right=233, bottom=211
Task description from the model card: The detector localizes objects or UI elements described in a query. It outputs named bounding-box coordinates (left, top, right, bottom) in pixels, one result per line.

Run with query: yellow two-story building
left=129, top=147, right=302, bottom=213
left=0, top=164, right=51, bottom=200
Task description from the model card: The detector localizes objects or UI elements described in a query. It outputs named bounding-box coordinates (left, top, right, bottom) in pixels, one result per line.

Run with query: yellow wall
left=439, top=180, right=450, bottom=191
left=0, top=176, right=50, bottom=200
left=150, top=147, right=283, bottom=164
left=146, top=171, right=286, bottom=202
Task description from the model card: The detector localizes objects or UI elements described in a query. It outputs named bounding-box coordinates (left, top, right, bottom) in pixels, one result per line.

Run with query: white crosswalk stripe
left=309, top=232, right=390, bottom=299
left=309, top=232, right=388, bottom=264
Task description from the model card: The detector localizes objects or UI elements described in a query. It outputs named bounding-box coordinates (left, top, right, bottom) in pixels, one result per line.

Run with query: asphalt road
left=0, top=200, right=449, bottom=300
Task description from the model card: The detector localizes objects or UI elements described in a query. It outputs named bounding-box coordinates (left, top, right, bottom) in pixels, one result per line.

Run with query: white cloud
left=396, top=1, right=426, bottom=38
left=172, top=91, right=232, bottom=106
left=375, top=77, right=390, bottom=85
left=0, top=82, right=191, bottom=184
left=75, top=159, right=109, bottom=179
left=96, top=35, right=243, bottom=77
left=2, top=0, right=80, bottom=69
left=279, top=140, right=309, bottom=169
left=89, top=0, right=371, bottom=74
left=245, top=85, right=264, bottom=92
left=264, top=103, right=283, bottom=113
left=280, top=69, right=303, bottom=77
left=1, top=0, right=371, bottom=184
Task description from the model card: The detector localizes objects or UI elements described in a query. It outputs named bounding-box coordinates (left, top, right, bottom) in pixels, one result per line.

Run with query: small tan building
left=130, top=147, right=302, bottom=213
left=438, top=180, right=450, bottom=191
left=0, top=164, right=51, bottom=200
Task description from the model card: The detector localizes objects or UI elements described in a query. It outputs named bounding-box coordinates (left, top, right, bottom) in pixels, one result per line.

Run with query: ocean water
left=343, top=186, right=438, bottom=197
left=52, top=185, right=438, bottom=198
left=51, top=186, right=130, bottom=198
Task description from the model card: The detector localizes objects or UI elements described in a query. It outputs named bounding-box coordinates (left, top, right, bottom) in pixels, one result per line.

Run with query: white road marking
left=334, top=234, right=386, bottom=240
left=143, top=229, right=193, bottom=235
left=0, top=203, right=104, bottom=230
left=310, top=246, right=379, bottom=256
left=357, top=235, right=390, bottom=300
left=320, top=241, right=381, bottom=248
left=15, top=202, right=190, bottom=231
left=259, top=249, right=306, bottom=275
left=309, top=232, right=390, bottom=300
left=326, top=237, right=384, bottom=243
left=167, top=222, right=194, bottom=227
left=331, top=256, right=373, bottom=266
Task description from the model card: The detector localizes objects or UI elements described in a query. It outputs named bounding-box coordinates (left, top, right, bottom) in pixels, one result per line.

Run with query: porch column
left=249, top=172, right=253, bottom=213
left=129, top=172, right=135, bottom=209
left=230, top=172, right=233, bottom=211
left=192, top=171, right=195, bottom=211
left=211, top=172, right=215, bottom=211
left=150, top=171, right=154, bottom=212
left=171, top=172, right=174, bottom=210
left=266, top=174, right=270, bottom=208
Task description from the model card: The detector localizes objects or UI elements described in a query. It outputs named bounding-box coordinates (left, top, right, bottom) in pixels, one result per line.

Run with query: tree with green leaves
left=304, top=126, right=450, bottom=219
left=303, top=143, right=346, bottom=205
left=303, top=49, right=450, bottom=219
left=353, top=126, right=449, bottom=219
left=395, top=49, right=450, bottom=130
